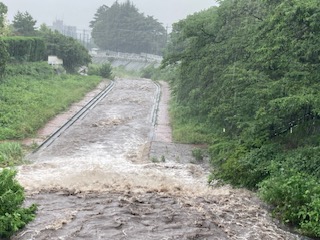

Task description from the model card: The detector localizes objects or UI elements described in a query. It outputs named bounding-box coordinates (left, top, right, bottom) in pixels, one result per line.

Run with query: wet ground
left=13, top=79, right=301, bottom=240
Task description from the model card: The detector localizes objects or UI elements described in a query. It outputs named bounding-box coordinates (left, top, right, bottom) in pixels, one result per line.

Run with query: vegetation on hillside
left=0, top=62, right=101, bottom=140
left=0, top=4, right=92, bottom=75
left=91, top=0, right=167, bottom=55
left=163, top=0, right=320, bottom=237
left=38, top=25, right=92, bottom=73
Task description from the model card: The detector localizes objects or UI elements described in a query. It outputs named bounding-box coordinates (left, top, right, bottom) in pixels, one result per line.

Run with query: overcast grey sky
left=1, top=0, right=217, bottom=30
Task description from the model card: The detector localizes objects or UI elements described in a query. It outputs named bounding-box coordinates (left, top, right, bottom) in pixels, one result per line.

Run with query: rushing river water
left=14, top=79, right=301, bottom=240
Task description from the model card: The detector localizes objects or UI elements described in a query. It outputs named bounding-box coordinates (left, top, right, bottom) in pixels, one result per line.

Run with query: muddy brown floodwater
left=13, top=79, right=302, bottom=240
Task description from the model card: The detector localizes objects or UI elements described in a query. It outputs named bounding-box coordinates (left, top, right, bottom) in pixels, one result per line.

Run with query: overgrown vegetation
left=88, top=63, right=114, bottom=79
left=0, top=169, right=37, bottom=238
left=3, top=37, right=45, bottom=62
left=0, top=4, right=103, bottom=237
left=162, top=0, right=320, bottom=237
left=0, top=142, right=24, bottom=168
left=38, top=25, right=91, bottom=73
left=140, top=64, right=177, bottom=82
left=0, top=62, right=101, bottom=140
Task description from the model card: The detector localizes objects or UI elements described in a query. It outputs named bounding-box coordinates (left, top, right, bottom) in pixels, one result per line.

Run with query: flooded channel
left=14, top=79, right=301, bottom=239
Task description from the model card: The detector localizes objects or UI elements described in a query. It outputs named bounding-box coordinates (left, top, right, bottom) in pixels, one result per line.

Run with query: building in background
left=51, top=19, right=77, bottom=39
left=50, top=20, right=93, bottom=49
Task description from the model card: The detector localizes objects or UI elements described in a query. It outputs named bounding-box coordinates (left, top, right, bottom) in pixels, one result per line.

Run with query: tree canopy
left=39, top=25, right=91, bottom=73
left=0, top=3, right=8, bottom=78
left=0, top=2, right=7, bottom=32
left=12, top=11, right=37, bottom=36
left=163, top=0, right=320, bottom=236
left=91, top=0, right=166, bottom=55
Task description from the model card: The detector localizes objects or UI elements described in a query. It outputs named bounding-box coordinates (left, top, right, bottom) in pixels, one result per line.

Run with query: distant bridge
left=91, top=50, right=162, bottom=70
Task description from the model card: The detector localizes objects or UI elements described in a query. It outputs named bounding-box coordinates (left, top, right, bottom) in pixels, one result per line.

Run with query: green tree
left=39, top=25, right=91, bottom=73
left=0, top=2, right=7, bottom=33
left=0, top=2, right=8, bottom=78
left=91, top=0, right=166, bottom=55
left=12, top=11, right=37, bottom=36
left=0, top=39, right=8, bottom=79
left=163, top=0, right=320, bottom=236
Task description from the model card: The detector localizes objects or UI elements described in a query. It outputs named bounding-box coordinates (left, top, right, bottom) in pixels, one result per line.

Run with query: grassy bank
left=0, top=62, right=101, bottom=140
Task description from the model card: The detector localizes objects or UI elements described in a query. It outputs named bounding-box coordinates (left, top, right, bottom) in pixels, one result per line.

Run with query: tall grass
left=0, top=142, right=23, bottom=167
left=0, top=62, right=101, bottom=140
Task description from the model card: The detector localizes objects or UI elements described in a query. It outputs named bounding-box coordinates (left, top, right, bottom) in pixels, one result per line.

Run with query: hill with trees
left=91, top=0, right=167, bottom=55
left=163, top=0, right=320, bottom=237
left=0, top=8, right=91, bottom=75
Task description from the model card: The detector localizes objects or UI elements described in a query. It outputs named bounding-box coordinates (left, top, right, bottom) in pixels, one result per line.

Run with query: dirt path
left=14, top=79, right=301, bottom=240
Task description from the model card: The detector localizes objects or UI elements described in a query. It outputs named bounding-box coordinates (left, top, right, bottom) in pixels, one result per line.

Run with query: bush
left=192, top=148, right=204, bottom=162
left=2, top=37, right=45, bottom=62
left=259, top=169, right=320, bottom=237
left=99, top=63, right=113, bottom=79
left=140, top=64, right=157, bottom=79
left=210, top=143, right=282, bottom=189
left=88, top=63, right=113, bottom=79
left=281, top=147, right=320, bottom=179
left=0, top=39, right=9, bottom=79
left=0, top=169, right=37, bottom=238
left=140, top=64, right=178, bottom=81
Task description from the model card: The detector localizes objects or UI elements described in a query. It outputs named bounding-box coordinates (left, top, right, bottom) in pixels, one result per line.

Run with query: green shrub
left=2, top=37, right=45, bottom=62
left=0, top=39, right=9, bottom=79
left=259, top=169, right=320, bottom=237
left=88, top=63, right=113, bottom=79
left=281, top=147, right=320, bottom=179
left=0, top=142, right=23, bottom=167
left=211, top=143, right=282, bottom=189
left=99, top=63, right=113, bottom=79
left=87, top=64, right=100, bottom=76
left=299, top=198, right=320, bottom=237
left=0, top=169, right=37, bottom=238
left=140, top=64, right=178, bottom=81
left=192, top=148, right=204, bottom=162
left=140, top=64, right=157, bottom=79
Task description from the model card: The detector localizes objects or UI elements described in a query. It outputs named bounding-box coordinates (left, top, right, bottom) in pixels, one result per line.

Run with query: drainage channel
left=34, top=80, right=115, bottom=152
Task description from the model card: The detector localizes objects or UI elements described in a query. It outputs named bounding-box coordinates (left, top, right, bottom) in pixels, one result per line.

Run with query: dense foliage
left=0, top=2, right=7, bottom=34
left=38, top=25, right=91, bottom=73
left=91, top=1, right=166, bottom=55
left=88, top=63, right=114, bottom=79
left=2, top=37, right=45, bottom=62
left=0, top=62, right=101, bottom=140
left=0, top=39, right=8, bottom=78
left=163, top=0, right=320, bottom=237
left=12, top=11, right=37, bottom=36
left=0, top=169, right=37, bottom=238
left=0, top=3, right=8, bottom=78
